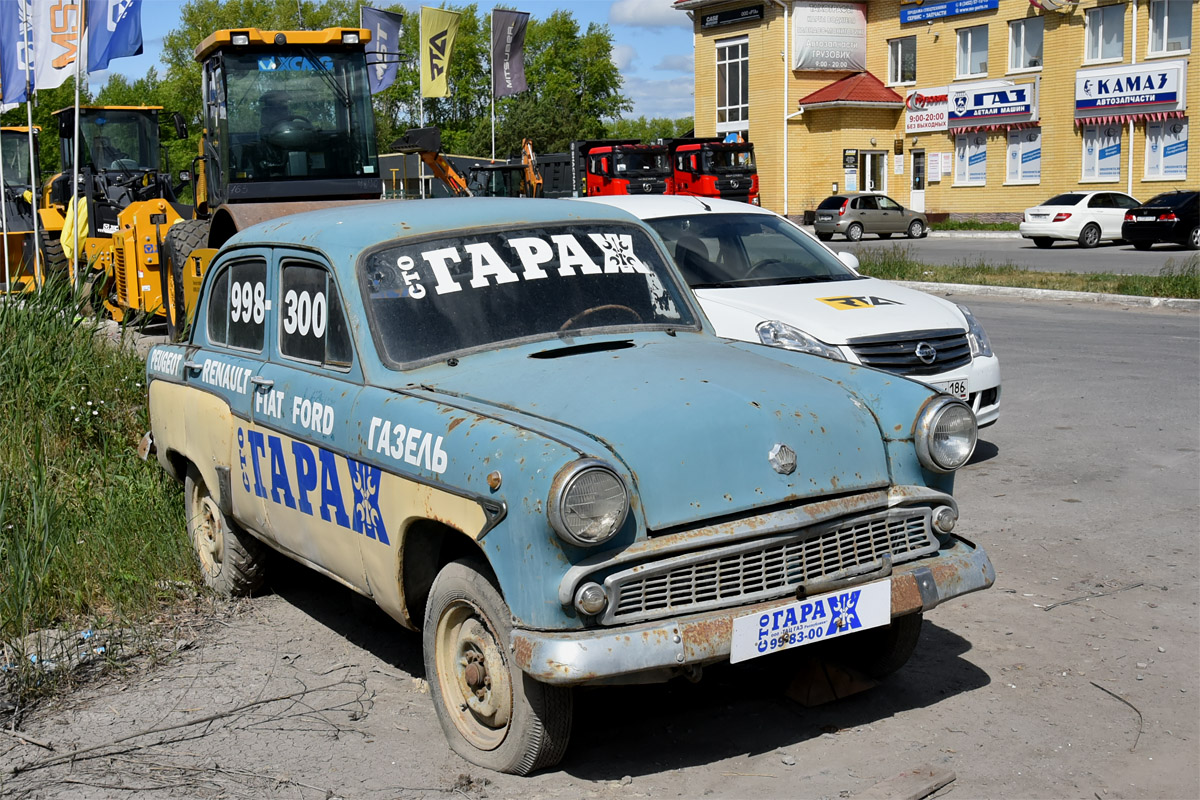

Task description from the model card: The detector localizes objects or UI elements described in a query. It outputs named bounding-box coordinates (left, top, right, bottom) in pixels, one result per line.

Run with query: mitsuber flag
left=362, top=6, right=404, bottom=94
left=491, top=9, right=528, bottom=99
left=420, top=6, right=460, bottom=98
left=88, top=0, right=144, bottom=73
left=32, top=0, right=85, bottom=91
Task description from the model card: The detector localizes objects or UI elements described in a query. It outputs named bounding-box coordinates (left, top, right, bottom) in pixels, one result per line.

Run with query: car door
left=877, top=195, right=906, bottom=233
left=1087, top=193, right=1120, bottom=240
left=185, top=252, right=276, bottom=542
left=854, top=195, right=879, bottom=232
left=1111, top=193, right=1141, bottom=238
left=250, top=254, right=368, bottom=590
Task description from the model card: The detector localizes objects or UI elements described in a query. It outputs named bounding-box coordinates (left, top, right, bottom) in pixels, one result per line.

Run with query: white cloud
left=654, top=54, right=693, bottom=73
left=621, top=75, right=694, bottom=120
left=612, top=44, right=636, bottom=71
left=610, top=0, right=691, bottom=29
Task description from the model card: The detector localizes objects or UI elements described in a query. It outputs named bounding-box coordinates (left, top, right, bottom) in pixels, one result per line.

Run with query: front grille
left=847, top=328, right=971, bottom=377
left=602, top=508, right=938, bottom=625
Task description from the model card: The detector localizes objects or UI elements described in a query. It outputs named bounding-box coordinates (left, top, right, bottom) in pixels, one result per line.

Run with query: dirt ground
left=2, top=296, right=1197, bottom=800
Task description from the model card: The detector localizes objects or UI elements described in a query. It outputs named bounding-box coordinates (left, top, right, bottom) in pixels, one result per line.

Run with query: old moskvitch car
left=143, top=198, right=994, bottom=774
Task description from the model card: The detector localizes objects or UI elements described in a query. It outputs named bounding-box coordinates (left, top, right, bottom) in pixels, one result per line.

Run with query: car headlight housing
left=756, top=320, right=845, bottom=361
left=548, top=459, right=629, bottom=546
left=957, top=304, right=993, bottom=358
left=915, top=396, right=978, bottom=473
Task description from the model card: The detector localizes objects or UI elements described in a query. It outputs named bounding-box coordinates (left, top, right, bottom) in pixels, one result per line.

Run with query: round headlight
left=548, top=459, right=629, bottom=546
left=915, top=397, right=977, bottom=473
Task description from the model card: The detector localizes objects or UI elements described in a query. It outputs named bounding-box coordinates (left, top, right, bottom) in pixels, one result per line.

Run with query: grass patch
left=929, top=219, right=1020, bottom=232
left=0, top=284, right=189, bottom=703
left=854, top=244, right=1200, bottom=299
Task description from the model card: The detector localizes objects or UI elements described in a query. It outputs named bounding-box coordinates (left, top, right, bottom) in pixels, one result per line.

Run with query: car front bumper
left=510, top=534, right=994, bottom=685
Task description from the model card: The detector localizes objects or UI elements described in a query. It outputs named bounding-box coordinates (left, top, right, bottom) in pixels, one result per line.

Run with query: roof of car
left=578, top=194, right=778, bottom=220
left=223, top=197, right=646, bottom=258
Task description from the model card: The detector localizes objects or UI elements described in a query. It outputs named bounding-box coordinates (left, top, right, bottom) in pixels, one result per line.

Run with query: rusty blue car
left=144, top=198, right=993, bottom=774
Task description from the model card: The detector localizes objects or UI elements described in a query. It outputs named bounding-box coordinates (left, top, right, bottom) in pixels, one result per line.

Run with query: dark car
left=813, top=192, right=929, bottom=242
left=1121, top=190, right=1199, bottom=250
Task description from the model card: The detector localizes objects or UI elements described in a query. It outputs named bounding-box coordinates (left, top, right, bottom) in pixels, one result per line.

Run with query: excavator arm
left=392, top=127, right=473, bottom=198
left=521, top=139, right=543, bottom=199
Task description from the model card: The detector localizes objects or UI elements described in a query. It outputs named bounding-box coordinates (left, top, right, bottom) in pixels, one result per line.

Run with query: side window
left=857, top=196, right=878, bottom=210
left=1089, top=194, right=1114, bottom=208
left=878, top=196, right=902, bottom=211
left=207, top=259, right=266, bottom=351
left=279, top=262, right=353, bottom=369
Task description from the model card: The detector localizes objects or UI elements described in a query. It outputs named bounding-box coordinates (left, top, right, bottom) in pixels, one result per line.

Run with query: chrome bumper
left=511, top=535, right=994, bottom=685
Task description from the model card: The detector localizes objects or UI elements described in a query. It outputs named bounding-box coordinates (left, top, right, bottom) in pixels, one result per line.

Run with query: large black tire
left=424, top=559, right=572, bottom=775
left=185, top=466, right=265, bottom=597
left=1032, top=237, right=1053, bottom=249
left=38, top=228, right=68, bottom=280
left=907, top=219, right=925, bottom=239
left=1078, top=223, right=1101, bottom=249
left=162, top=219, right=209, bottom=340
left=845, top=223, right=864, bottom=242
left=831, top=612, right=923, bottom=679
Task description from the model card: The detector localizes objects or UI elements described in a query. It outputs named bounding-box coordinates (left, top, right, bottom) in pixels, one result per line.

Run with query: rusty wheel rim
left=434, top=599, right=512, bottom=751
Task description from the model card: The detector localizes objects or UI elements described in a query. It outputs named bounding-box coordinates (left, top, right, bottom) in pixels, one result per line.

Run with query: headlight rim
left=547, top=458, right=630, bottom=547
left=915, top=395, right=978, bottom=473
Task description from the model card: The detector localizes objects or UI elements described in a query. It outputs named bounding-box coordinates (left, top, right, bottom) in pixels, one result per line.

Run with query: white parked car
left=581, top=195, right=1001, bottom=427
left=1019, top=191, right=1141, bottom=249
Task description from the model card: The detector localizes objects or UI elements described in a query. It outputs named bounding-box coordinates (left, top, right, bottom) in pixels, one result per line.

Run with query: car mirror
left=837, top=251, right=860, bottom=273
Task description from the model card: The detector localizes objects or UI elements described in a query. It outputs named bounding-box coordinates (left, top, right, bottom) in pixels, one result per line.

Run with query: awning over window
left=1073, top=110, right=1186, bottom=127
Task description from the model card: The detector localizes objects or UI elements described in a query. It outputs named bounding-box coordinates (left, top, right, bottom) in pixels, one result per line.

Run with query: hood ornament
left=769, top=443, right=797, bottom=475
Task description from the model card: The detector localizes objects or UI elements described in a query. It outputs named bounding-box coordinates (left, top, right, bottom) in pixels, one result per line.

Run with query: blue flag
left=362, top=6, right=404, bottom=94
left=88, top=0, right=143, bottom=73
left=0, top=0, right=31, bottom=104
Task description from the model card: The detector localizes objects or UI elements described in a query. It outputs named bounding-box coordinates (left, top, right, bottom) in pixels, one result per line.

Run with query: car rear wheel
left=185, top=466, right=265, bottom=597
left=424, top=559, right=572, bottom=775
left=906, top=220, right=925, bottom=239
left=1078, top=223, right=1101, bottom=249
left=1188, top=226, right=1199, bottom=250
left=1032, top=237, right=1053, bottom=249
left=816, top=232, right=833, bottom=242
left=1132, top=240, right=1153, bottom=251
left=845, top=223, right=864, bottom=242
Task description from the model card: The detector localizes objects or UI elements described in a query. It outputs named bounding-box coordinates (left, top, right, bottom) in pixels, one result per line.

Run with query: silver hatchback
left=814, top=192, right=929, bottom=242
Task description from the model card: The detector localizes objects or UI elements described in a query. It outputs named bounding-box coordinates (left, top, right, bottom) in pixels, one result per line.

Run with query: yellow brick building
left=675, top=0, right=1197, bottom=219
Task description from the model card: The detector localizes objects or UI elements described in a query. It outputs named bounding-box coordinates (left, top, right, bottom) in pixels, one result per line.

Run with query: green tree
left=604, top=116, right=694, bottom=143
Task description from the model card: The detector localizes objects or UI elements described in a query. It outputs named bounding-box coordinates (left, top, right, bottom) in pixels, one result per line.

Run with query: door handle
left=250, top=376, right=275, bottom=391
left=183, top=360, right=202, bottom=372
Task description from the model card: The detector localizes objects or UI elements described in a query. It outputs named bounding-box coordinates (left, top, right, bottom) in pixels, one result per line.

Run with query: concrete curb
left=894, top=280, right=1200, bottom=311
left=797, top=225, right=1022, bottom=239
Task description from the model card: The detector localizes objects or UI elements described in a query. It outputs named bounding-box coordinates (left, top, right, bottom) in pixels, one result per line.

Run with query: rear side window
left=817, top=196, right=846, bottom=210
left=279, top=262, right=353, bottom=370
left=207, top=259, right=266, bottom=352
left=1045, top=193, right=1085, bottom=206
left=856, top=196, right=878, bottom=210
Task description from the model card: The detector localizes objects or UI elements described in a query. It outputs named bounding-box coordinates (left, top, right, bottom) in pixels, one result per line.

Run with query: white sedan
left=581, top=195, right=1001, bottom=427
left=1019, top=191, right=1141, bottom=249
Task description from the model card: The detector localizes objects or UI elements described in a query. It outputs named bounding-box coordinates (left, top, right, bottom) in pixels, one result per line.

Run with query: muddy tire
left=424, top=559, right=572, bottom=775
left=845, top=223, right=864, bottom=242
left=832, top=612, right=923, bottom=679
left=163, top=220, right=209, bottom=340
left=185, top=466, right=265, bottom=597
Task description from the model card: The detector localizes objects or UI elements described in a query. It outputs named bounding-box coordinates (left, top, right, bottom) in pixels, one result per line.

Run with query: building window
left=1149, top=0, right=1192, bottom=55
left=716, top=36, right=749, bottom=136
left=1086, top=4, right=1124, bottom=62
left=956, top=25, right=988, bottom=78
left=1081, top=125, right=1122, bottom=181
left=888, top=36, right=916, bottom=84
left=954, top=134, right=987, bottom=185
left=1006, top=128, right=1041, bottom=184
left=1145, top=119, right=1189, bottom=179
left=1009, top=17, right=1043, bottom=71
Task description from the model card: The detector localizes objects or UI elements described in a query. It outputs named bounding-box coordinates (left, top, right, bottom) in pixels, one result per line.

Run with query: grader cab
left=1, top=127, right=41, bottom=293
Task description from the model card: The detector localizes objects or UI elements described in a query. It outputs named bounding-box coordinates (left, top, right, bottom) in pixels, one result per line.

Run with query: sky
left=98, top=0, right=697, bottom=119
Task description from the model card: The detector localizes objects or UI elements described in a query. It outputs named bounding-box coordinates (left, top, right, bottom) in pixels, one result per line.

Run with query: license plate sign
left=729, top=579, right=891, bottom=664
left=818, top=214, right=832, bottom=221
left=931, top=378, right=969, bottom=399
left=1136, top=216, right=1155, bottom=222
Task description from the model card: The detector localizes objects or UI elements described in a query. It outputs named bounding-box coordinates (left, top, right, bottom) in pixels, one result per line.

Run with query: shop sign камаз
left=1074, top=60, right=1187, bottom=118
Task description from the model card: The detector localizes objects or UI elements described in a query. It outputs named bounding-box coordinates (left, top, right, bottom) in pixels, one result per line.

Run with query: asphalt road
left=4, top=295, right=1198, bottom=799
left=824, top=233, right=1198, bottom=275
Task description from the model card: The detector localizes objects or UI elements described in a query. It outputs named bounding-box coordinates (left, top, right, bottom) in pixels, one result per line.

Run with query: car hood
left=695, top=276, right=967, bottom=345
left=416, top=335, right=894, bottom=531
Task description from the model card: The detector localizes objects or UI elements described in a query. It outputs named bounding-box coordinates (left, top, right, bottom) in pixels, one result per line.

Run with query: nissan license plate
left=729, top=579, right=891, bottom=664
left=931, top=378, right=969, bottom=399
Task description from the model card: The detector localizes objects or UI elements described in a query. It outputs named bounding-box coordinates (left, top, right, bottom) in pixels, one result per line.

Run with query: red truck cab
left=669, top=138, right=759, bottom=205
left=575, top=139, right=674, bottom=196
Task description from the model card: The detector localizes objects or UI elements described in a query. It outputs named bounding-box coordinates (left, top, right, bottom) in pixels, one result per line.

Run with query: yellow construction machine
left=0, top=126, right=42, bottom=293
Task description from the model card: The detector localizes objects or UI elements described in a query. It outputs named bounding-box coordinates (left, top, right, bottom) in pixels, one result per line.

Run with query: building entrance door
left=910, top=150, right=926, bottom=212
left=860, top=151, right=886, bottom=193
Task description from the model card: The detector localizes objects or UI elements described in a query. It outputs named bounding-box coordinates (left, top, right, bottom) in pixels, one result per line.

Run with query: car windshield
left=77, top=109, right=159, bottom=171
left=614, top=150, right=670, bottom=176
left=646, top=213, right=863, bottom=289
left=1044, top=193, right=1085, bottom=206
left=1, top=131, right=33, bottom=186
left=704, top=147, right=755, bottom=172
left=360, top=222, right=699, bottom=367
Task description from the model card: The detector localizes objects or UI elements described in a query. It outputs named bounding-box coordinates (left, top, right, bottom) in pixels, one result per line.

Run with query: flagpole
left=419, top=8, right=425, bottom=199
left=23, top=19, right=41, bottom=289
left=70, top=0, right=84, bottom=292
left=1, top=131, right=9, bottom=293
left=489, top=10, right=495, bottom=161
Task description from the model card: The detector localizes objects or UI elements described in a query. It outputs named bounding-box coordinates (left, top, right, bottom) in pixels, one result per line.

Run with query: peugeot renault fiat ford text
left=142, top=198, right=994, bottom=774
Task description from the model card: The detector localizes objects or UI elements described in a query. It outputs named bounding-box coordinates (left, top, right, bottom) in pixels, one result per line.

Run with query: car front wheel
left=185, top=466, right=265, bottom=597
left=907, top=220, right=925, bottom=239
left=845, top=223, right=864, bottom=242
left=832, top=612, right=923, bottom=679
left=1078, top=223, right=1101, bottom=249
left=424, top=559, right=573, bottom=775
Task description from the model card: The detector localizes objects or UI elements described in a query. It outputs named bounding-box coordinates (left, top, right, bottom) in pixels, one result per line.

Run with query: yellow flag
left=421, top=7, right=461, bottom=98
